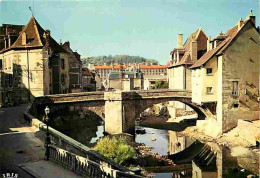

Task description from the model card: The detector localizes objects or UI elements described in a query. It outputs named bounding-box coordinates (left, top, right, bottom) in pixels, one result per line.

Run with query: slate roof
left=7, top=17, right=66, bottom=53
left=190, top=18, right=253, bottom=69
left=62, top=41, right=81, bottom=67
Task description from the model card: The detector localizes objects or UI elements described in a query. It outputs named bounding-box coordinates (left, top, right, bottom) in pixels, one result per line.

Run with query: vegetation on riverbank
left=93, top=136, right=136, bottom=165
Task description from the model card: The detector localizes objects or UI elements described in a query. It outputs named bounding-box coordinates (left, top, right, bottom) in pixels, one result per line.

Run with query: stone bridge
left=29, top=90, right=214, bottom=135
left=104, top=90, right=213, bottom=134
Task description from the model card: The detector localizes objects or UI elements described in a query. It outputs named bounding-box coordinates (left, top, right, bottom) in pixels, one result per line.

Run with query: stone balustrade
left=24, top=112, right=132, bottom=174
left=49, top=145, right=143, bottom=178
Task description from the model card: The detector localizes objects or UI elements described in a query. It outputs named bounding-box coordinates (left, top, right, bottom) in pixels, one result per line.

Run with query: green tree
left=152, top=81, right=168, bottom=89
left=93, top=136, right=136, bottom=165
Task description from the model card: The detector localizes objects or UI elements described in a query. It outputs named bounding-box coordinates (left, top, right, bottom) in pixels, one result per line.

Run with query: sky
left=0, top=0, right=258, bottom=64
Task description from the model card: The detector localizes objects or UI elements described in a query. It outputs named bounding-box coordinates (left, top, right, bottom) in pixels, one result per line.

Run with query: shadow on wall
left=0, top=64, right=33, bottom=107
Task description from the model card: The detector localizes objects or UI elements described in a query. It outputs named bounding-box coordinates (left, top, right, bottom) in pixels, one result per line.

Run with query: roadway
left=0, top=104, right=44, bottom=177
left=0, top=104, right=82, bottom=178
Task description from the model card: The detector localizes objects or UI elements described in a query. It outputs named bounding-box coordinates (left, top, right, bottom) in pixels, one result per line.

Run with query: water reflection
left=136, top=126, right=258, bottom=178
left=135, top=126, right=169, bottom=155
left=90, top=125, right=104, bottom=144
left=168, top=131, right=194, bottom=155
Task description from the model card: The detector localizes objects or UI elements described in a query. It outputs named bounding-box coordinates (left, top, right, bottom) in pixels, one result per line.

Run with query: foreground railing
left=49, top=145, right=143, bottom=178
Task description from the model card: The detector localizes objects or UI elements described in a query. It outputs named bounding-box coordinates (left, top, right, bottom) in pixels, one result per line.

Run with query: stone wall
left=221, top=22, right=259, bottom=132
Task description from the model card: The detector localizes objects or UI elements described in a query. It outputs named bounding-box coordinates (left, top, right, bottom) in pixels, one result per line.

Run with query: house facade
left=62, top=41, right=82, bottom=93
left=82, top=67, right=96, bottom=91
left=168, top=29, right=208, bottom=109
left=0, top=17, right=69, bottom=106
left=190, top=11, right=259, bottom=133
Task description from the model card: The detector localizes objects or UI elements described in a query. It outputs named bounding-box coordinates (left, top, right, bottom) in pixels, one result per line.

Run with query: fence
left=49, top=145, right=143, bottom=178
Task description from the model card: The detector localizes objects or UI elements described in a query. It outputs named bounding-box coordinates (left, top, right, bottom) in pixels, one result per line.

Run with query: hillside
left=82, top=55, right=159, bottom=66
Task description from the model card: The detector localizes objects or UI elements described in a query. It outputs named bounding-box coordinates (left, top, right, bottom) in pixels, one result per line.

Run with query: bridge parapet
left=104, top=89, right=192, bottom=101
left=44, top=91, right=104, bottom=103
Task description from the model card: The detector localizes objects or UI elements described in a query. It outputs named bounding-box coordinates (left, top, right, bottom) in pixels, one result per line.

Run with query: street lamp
left=44, top=106, right=51, bottom=161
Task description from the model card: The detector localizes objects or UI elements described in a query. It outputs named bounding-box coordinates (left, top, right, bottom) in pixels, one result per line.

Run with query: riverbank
left=179, top=119, right=260, bottom=175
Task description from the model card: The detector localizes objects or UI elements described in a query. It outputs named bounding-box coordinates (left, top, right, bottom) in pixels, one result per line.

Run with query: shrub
left=93, top=136, right=136, bottom=165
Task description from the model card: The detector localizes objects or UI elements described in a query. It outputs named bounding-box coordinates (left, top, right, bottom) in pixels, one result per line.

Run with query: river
left=52, top=114, right=258, bottom=178
left=87, top=123, right=258, bottom=177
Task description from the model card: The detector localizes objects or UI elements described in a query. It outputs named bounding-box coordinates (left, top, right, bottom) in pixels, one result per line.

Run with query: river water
left=87, top=123, right=258, bottom=177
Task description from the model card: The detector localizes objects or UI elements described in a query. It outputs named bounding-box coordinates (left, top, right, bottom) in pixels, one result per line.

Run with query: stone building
left=190, top=11, right=259, bottom=134
left=94, top=63, right=167, bottom=90
left=62, top=41, right=82, bottom=93
left=139, top=64, right=168, bottom=90
left=105, top=66, right=144, bottom=91
left=0, top=17, right=69, bottom=106
left=82, top=67, right=96, bottom=91
left=168, top=28, right=208, bottom=111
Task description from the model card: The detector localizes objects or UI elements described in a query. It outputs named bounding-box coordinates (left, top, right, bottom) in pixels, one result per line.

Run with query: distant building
left=82, top=67, right=96, bottom=91
left=139, top=64, right=168, bottom=90
left=190, top=11, right=259, bottom=133
left=0, top=17, right=69, bottom=106
left=105, top=65, right=144, bottom=91
left=94, top=63, right=167, bottom=90
left=62, top=41, right=82, bottom=93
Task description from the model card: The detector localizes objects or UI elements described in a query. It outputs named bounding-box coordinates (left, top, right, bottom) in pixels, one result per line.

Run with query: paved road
left=0, top=104, right=45, bottom=177
left=0, top=104, right=84, bottom=178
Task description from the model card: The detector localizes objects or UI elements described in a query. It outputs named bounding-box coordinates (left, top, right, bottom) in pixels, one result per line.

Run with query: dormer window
left=22, top=32, right=27, bottom=45
left=206, top=68, right=213, bottom=75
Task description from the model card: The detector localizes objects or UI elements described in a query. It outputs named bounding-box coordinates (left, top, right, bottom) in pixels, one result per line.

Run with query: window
left=61, top=74, right=65, bottom=85
left=0, top=59, right=2, bottom=69
left=61, top=58, right=65, bottom=69
left=8, top=74, right=13, bottom=87
left=206, top=87, right=213, bottom=94
left=150, top=81, right=155, bottom=84
left=232, top=81, right=239, bottom=96
left=206, top=68, right=212, bottom=75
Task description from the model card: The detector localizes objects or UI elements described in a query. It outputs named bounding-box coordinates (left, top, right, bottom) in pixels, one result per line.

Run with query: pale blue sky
left=0, top=0, right=258, bottom=64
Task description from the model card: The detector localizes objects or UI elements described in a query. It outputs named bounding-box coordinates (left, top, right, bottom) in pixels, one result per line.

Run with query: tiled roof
left=62, top=41, right=81, bottom=66
left=95, top=65, right=126, bottom=70
left=170, top=28, right=208, bottom=68
left=190, top=19, right=252, bottom=69
left=82, top=68, right=91, bottom=75
left=139, top=65, right=167, bottom=69
left=10, top=17, right=66, bottom=53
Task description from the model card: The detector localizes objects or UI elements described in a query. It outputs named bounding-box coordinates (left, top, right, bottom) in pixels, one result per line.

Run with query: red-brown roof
left=190, top=19, right=252, bottom=69
left=9, top=17, right=66, bottom=53
left=139, top=65, right=167, bottom=69
left=170, top=28, right=208, bottom=68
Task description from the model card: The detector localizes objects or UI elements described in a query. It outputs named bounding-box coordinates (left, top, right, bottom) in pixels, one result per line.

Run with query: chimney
left=66, top=41, right=70, bottom=47
left=207, top=36, right=211, bottom=51
left=237, top=17, right=243, bottom=30
left=177, top=34, right=184, bottom=48
left=176, top=50, right=179, bottom=63
left=45, top=29, right=50, bottom=37
left=44, top=30, right=50, bottom=46
left=22, top=32, right=27, bottom=45
left=190, top=40, right=197, bottom=62
left=247, top=10, right=255, bottom=25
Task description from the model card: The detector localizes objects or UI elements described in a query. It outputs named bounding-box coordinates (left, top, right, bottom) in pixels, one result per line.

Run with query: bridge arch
left=104, top=90, right=214, bottom=134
